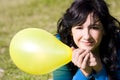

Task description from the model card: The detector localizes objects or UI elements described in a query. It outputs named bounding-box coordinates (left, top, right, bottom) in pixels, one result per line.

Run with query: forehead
left=78, top=13, right=101, bottom=26
left=89, top=13, right=100, bottom=23
left=71, top=12, right=101, bottom=27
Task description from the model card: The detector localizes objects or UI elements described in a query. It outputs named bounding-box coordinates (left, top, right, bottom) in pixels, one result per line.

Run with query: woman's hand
left=71, top=47, right=92, bottom=76
left=89, top=52, right=103, bottom=73
left=71, top=47, right=103, bottom=76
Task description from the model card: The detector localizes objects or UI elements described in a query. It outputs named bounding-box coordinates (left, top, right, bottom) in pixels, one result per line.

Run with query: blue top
left=73, top=66, right=108, bottom=80
left=53, top=65, right=108, bottom=80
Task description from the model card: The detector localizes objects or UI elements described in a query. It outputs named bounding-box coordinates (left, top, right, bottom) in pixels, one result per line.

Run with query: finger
left=72, top=49, right=79, bottom=65
left=71, top=47, right=76, bottom=63
left=89, top=52, right=97, bottom=66
left=72, top=48, right=85, bottom=60
left=77, top=50, right=89, bottom=68
left=72, top=49, right=85, bottom=66
left=71, top=46, right=75, bottom=51
left=73, top=49, right=85, bottom=59
left=80, top=52, right=90, bottom=69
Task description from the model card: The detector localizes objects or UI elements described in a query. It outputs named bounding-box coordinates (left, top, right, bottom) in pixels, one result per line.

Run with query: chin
left=80, top=46, right=94, bottom=51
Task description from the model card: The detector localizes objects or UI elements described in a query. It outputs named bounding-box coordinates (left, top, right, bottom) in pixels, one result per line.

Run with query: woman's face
left=71, top=13, right=104, bottom=51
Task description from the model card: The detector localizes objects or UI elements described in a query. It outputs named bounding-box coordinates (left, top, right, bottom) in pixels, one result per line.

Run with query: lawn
left=0, top=0, right=120, bottom=80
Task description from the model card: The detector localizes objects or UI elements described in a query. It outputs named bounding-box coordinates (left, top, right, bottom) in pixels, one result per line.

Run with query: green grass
left=0, top=0, right=120, bottom=80
left=0, top=0, right=72, bottom=80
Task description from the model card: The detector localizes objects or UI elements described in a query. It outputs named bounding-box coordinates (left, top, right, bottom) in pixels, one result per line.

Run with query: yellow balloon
left=9, top=28, right=72, bottom=75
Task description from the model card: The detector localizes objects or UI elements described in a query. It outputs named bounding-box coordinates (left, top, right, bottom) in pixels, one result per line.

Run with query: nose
left=83, top=28, right=91, bottom=40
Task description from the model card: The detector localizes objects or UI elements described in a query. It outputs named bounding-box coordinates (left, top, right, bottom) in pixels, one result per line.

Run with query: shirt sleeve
left=53, top=65, right=73, bottom=80
left=73, top=67, right=109, bottom=80
left=93, top=66, right=108, bottom=80
left=72, top=69, right=92, bottom=80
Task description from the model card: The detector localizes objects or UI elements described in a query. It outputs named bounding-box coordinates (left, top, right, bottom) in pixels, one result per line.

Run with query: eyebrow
left=90, top=19, right=101, bottom=26
left=95, top=19, right=100, bottom=23
left=75, top=18, right=102, bottom=27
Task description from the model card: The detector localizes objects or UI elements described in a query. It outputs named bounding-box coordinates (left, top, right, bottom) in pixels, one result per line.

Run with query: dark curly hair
left=57, top=0, right=120, bottom=79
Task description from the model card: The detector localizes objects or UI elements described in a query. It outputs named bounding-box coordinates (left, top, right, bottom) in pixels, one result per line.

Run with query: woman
left=53, top=0, right=120, bottom=80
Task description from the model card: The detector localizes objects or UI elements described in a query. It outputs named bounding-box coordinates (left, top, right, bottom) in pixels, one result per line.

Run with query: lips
left=81, top=41, right=94, bottom=46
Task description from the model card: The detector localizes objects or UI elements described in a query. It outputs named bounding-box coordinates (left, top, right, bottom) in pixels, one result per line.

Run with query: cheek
left=72, top=31, right=81, bottom=44
left=92, top=31, right=103, bottom=43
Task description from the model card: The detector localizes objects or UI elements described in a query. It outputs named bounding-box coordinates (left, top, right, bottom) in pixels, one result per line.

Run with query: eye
left=91, top=26, right=99, bottom=29
left=76, top=27, right=83, bottom=29
left=90, top=25, right=102, bottom=30
left=75, top=26, right=83, bottom=29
